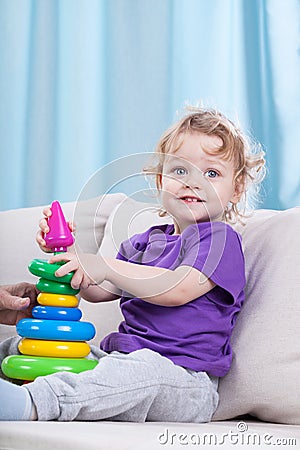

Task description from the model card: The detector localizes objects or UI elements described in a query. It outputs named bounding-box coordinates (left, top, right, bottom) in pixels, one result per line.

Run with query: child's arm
left=50, top=253, right=216, bottom=307
left=104, top=258, right=216, bottom=306
left=79, top=281, right=121, bottom=303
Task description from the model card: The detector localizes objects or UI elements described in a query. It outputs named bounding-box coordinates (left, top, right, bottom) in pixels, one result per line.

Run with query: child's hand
left=36, top=206, right=76, bottom=253
left=49, top=252, right=106, bottom=290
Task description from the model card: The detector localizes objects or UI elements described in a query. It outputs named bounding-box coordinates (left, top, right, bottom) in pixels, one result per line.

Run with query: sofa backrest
left=1, top=195, right=300, bottom=424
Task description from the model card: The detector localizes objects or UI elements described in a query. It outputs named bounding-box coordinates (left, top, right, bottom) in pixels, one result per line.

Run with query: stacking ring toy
left=1, top=355, right=98, bottom=381
left=17, top=318, right=96, bottom=341
left=37, top=278, right=80, bottom=295
left=18, top=338, right=90, bottom=358
left=28, top=259, right=74, bottom=284
left=32, top=305, right=82, bottom=321
left=37, top=292, right=79, bottom=307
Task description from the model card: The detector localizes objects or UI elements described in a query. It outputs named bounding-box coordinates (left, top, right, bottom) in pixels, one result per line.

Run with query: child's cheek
left=162, top=176, right=180, bottom=191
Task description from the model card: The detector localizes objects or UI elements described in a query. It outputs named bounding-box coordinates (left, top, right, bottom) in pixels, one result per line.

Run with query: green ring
left=28, top=259, right=74, bottom=284
left=36, top=278, right=80, bottom=295
left=1, top=355, right=98, bottom=381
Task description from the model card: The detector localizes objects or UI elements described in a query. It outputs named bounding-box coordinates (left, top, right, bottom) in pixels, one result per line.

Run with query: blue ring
left=17, top=318, right=96, bottom=341
left=32, top=306, right=82, bottom=321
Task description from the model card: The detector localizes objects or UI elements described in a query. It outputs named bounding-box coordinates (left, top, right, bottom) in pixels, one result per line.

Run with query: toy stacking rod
left=1, top=200, right=98, bottom=381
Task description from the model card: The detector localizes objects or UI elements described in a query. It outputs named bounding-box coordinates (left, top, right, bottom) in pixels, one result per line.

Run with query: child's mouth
left=179, top=196, right=205, bottom=203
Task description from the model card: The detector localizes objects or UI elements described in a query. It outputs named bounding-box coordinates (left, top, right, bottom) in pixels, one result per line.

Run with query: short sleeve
left=115, top=226, right=159, bottom=263
left=179, top=222, right=245, bottom=306
left=116, top=242, right=129, bottom=262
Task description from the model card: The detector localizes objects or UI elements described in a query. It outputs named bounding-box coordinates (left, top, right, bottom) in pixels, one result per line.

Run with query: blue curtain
left=0, top=0, right=299, bottom=210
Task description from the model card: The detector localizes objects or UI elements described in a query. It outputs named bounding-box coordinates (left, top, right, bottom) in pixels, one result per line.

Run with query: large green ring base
left=1, top=355, right=98, bottom=381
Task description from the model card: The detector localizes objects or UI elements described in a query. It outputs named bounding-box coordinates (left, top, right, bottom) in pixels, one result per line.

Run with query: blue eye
left=173, top=167, right=187, bottom=176
left=204, top=169, right=219, bottom=178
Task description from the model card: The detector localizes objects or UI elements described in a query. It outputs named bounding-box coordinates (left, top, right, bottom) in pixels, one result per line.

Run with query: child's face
left=160, top=132, right=241, bottom=233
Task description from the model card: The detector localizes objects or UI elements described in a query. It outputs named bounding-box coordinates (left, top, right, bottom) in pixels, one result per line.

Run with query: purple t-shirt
left=100, top=221, right=245, bottom=377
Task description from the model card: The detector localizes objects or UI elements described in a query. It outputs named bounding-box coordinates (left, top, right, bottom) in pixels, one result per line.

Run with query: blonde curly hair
left=144, top=106, right=266, bottom=224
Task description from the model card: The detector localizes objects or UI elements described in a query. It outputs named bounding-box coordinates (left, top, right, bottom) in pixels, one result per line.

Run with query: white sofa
left=0, top=194, right=299, bottom=450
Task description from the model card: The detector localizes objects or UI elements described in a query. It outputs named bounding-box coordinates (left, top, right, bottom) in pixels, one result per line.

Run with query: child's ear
left=157, top=173, right=163, bottom=190
left=230, top=175, right=245, bottom=204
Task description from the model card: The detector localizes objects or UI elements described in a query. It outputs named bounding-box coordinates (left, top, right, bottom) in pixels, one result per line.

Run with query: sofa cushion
left=213, top=207, right=300, bottom=425
left=99, top=201, right=300, bottom=425
left=98, top=196, right=172, bottom=257
left=73, top=193, right=128, bottom=254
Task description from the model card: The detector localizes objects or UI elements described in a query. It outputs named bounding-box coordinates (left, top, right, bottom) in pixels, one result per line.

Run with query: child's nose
left=184, top=180, right=200, bottom=190
left=184, top=172, right=204, bottom=190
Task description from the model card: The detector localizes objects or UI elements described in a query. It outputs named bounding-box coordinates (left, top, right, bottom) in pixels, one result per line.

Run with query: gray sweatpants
left=0, top=336, right=219, bottom=422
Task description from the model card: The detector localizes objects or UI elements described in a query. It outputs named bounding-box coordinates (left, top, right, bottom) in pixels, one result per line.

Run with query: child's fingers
left=36, top=231, right=52, bottom=253
left=36, top=231, right=45, bottom=246
left=80, top=280, right=89, bottom=290
left=81, top=275, right=92, bottom=290
left=70, top=271, right=84, bottom=289
left=36, top=230, right=43, bottom=243
left=35, top=205, right=53, bottom=253
left=39, top=218, right=49, bottom=233
left=54, top=261, right=76, bottom=278
left=42, top=207, right=52, bottom=217
left=50, top=254, right=78, bottom=277
left=68, top=221, right=76, bottom=233
left=49, top=253, right=73, bottom=264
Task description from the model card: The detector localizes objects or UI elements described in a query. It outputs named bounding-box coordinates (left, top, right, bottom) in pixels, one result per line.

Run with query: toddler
left=0, top=107, right=265, bottom=422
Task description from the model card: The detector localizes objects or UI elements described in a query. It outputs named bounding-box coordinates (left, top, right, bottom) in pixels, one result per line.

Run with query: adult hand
left=0, top=282, right=38, bottom=325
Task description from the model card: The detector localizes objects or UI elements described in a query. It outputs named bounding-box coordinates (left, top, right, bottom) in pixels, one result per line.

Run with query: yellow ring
left=37, top=292, right=79, bottom=307
left=18, top=338, right=90, bottom=358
